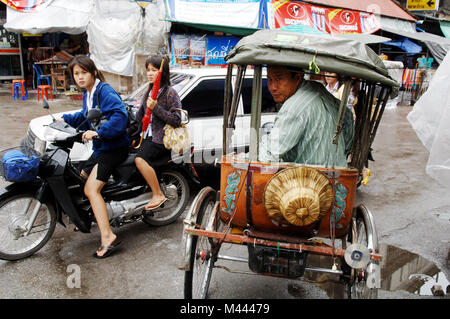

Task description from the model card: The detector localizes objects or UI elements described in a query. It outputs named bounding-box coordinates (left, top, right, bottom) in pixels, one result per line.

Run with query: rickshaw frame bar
left=184, top=228, right=382, bottom=262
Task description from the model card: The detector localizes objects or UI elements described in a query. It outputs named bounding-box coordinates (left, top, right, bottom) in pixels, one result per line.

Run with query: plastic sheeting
left=407, top=52, right=450, bottom=188
left=87, top=0, right=169, bottom=77
left=4, top=0, right=91, bottom=35
left=424, top=41, right=450, bottom=65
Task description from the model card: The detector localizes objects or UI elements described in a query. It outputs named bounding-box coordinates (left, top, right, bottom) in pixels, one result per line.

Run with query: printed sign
left=0, top=0, right=53, bottom=12
left=171, top=34, right=239, bottom=66
left=166, top=0, right=267, bottom=29
left=206, top=36, right=240, bottom=65
left=407, top=0, right=439, bottom=11
left=272, top=0, right=380, bottom=35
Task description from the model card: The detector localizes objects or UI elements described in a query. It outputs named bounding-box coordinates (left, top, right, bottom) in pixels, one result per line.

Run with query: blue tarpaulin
left=384, top=37, right=422, bottom=54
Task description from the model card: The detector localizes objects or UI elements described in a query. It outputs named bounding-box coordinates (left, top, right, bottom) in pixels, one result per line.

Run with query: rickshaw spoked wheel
left=184, top=191, right=218, bottom=299
left=343, top=211, right=378, bottom=299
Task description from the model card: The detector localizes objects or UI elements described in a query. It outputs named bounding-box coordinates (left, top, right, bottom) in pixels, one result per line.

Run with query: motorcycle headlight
left=33, top=137, right=47, bottom=155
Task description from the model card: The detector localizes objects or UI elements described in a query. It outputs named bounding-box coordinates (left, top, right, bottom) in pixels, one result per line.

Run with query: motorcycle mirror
left=43, top=97, right=50, bottom=109
left=76, top=108, right=103, bottom=132
left=86, top=108, right=103, bottom=121
left=42, top=97, right=56, bottom=122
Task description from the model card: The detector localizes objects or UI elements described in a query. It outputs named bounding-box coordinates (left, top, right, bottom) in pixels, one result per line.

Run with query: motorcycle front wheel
left=142, top=170, right=190, bottom=226
left=0, top=193, right=56, bottom=261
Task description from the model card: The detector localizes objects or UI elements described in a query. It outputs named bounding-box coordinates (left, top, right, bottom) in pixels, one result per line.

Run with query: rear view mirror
left=42, top=98, right=56, bottom=121
left=86, top=108, right=103, bottom=121
left=43, top=98, right=49, bottom=110
left=75, top=109, right=103, bottom=132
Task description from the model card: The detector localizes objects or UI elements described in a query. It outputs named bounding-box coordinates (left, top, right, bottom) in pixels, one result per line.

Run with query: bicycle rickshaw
left=180, top=29, right=399, bottom=299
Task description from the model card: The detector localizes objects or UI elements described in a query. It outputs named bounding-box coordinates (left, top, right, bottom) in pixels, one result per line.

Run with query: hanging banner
left=272, top=0, right=380, bottom=34
left=166, top=0, right=268, bottom=29
left=1, top=0, right=53, bottom=12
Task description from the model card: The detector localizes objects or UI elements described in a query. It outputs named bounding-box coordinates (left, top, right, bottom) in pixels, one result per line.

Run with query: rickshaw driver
left=258, top=65, right=354, bottom=167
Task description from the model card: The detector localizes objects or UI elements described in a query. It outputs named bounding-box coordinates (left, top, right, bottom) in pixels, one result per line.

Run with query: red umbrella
left=133, top=59, right=164, bottom=149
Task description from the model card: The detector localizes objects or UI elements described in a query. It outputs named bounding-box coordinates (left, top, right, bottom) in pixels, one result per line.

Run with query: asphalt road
left=0, top=87, right=448, bottom=301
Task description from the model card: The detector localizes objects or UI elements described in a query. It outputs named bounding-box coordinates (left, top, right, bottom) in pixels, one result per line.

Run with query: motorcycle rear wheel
left=0, top=193, right=56, bottom=261
left=142, top=170, right=190, bottom=226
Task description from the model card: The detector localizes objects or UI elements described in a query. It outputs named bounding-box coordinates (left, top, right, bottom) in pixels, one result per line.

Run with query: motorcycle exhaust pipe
left=106, top=193, right=152, bottom=220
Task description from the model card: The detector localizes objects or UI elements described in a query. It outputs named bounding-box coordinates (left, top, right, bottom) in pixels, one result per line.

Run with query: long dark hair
left=142, top=55, right=170, bottom=107
left=68, top=55, right=106, bottom=85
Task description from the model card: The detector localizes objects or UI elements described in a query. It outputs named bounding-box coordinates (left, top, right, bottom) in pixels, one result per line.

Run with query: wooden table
left=34, top=61, right=69, bottom=92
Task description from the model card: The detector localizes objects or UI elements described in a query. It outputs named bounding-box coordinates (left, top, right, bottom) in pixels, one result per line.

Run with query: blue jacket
left=62, top=82, right=129, bottom=158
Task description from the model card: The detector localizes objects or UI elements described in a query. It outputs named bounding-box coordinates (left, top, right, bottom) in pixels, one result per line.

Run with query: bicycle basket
left=0, top=146, right=41, bottom=183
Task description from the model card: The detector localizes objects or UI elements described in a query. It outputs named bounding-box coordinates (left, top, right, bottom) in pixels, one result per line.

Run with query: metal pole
left=249, top=66, right=262, bottom=161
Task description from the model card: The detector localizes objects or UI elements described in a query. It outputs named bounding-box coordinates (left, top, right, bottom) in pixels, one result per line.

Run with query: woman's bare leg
left=135, top=157, right=166, bottom=209
left=84, top=165, right=116, bottom=257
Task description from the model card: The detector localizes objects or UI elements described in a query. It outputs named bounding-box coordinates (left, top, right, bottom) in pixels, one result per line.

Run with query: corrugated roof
left=302, top=0, right=416, bottom=22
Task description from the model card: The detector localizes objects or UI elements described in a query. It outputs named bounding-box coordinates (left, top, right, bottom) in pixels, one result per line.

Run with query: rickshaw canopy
left=225, top=29, right=399, bottom=88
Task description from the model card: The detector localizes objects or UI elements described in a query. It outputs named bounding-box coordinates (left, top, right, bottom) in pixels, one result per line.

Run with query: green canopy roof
left=225, top=29, right=399, bottom=88
left=440, top=20, right=450, bottom=38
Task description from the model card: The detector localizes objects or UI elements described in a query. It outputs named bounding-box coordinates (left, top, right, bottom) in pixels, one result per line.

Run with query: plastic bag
left=407, top=52, right=450, bottom=187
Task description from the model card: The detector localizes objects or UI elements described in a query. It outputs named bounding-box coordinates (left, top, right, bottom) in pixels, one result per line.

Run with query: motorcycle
left=0, top=101, right=198, bottom=261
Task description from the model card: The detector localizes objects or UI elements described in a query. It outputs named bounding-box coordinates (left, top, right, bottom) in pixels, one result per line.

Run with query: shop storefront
left=3, top=0, right=449, bottom=99
left=0, top=4, right=24, bottom=81
left=0, top=22, right=24, bottom=80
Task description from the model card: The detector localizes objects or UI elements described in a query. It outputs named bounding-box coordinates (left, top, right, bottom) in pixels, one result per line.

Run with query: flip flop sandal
left=144, top=197, right=168, bottom=212
left=93, top=238, right=122, bottom=259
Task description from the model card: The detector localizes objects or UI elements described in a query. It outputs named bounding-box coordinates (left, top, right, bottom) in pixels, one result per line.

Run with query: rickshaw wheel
left=344, top=213, right=379, bottom=299
left=184, top=191, right=217, bottom=299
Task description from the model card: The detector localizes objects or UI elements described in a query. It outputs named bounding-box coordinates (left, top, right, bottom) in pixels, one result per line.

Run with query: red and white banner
left=1, top=0, right=53, bottom=12
left=272, top=0, right=380, bottom=34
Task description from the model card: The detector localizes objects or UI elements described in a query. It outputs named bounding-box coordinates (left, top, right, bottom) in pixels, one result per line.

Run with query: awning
left=301, top=0, right=416, bottom=22
left=168, top=20, right=260, bottom=37
left=440, top=20, right=450, bottom=38
left=337, top=33, right=391, bottom=44
left=381, top=27, right=450, bottom=46
left=280, top=23, right=392, bottom=44
left=4, top=0, right=90, bottom=35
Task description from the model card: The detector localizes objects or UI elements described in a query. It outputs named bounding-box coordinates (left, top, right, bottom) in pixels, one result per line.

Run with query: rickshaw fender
left=178, top=186, right=216, bottom=271
left=354, top=204, right=381, bottom=289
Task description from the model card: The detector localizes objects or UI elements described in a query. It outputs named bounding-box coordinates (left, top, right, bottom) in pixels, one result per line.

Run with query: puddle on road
left=289, top=244, right=449, bottom=298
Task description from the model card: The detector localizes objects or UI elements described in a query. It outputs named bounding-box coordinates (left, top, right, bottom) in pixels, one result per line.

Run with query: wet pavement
left=0, top=84, right=448, bottom=299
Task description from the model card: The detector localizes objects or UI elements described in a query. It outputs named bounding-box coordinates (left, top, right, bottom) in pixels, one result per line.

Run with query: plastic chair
left=32, top=64, right=51, bottom=88
left=37, top=85, right=53, bottom=101
left=12, top=79, right=28, bottom=100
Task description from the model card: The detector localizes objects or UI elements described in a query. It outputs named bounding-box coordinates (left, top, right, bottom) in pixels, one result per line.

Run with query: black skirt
left=136, top=137, right=171, bottom=169
left=82, top=146, right=129, bottom=183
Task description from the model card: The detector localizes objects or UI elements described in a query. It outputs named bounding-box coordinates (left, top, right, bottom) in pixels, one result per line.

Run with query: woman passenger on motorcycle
left=134, top=55, right=182, bottom=211
left=60, top=55, right=129, bottom=259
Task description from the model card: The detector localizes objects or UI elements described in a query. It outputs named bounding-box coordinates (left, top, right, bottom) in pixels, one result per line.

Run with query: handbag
left=163, top=108, right=191, bottom=154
